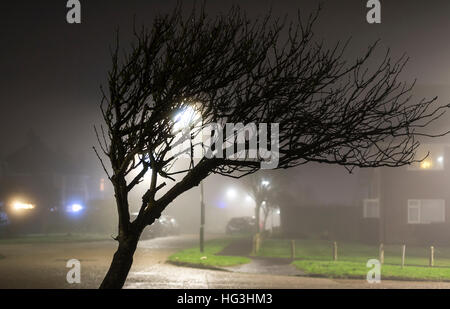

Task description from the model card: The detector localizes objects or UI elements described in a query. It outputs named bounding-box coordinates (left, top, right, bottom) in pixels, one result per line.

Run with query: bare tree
left=95, top=4, right=449, bottom=288
left=242, top=172, right=279, bottom=233
left=261, top=190, right=281, bottom=234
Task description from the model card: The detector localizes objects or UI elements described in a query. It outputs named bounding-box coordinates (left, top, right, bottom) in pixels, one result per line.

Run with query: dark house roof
left=4, top=132, right=83, bottom=175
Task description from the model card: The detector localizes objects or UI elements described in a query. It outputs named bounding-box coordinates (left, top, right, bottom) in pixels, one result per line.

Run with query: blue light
left=67, top=203, right=84, bottom=213
left=216, top=200, right=226, bottom=209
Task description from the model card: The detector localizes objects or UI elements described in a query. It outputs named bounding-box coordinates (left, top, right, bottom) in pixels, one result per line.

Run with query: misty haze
left=2, top=0, right=450, bottom=296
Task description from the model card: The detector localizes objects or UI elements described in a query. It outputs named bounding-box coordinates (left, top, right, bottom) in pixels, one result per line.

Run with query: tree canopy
left=95, top=4, right=449, bottom=289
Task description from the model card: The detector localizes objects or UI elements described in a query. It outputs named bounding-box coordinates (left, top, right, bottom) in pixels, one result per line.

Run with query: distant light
left=217, top=200, right=227, bottom=209
left=226, top=188, right=237, bottom=199
left=420, top=160, right=432, bottom=169
left=276, top=209, right=281, bottom=215
left=261, top=180, right=270, bottom=187
left=173, top=106, right=198, bottom=132
left=437, top=156, right=444, bottom=164
left=68, top=203, right=83, bottom=213
left=100, top=178, right=105, bottom=192
left=245, top=195, right=253, bottom=202
left=12, top=201, right=35, bottom=211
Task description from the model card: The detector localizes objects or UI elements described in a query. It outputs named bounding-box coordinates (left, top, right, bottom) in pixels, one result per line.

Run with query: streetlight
left=173, top=105, right=206, bottom=253
left=173, top=106, right=198, bottom=132
left=226, top=188, right=237, bottom=200
left=261, top=180, right=270, bottom=187
left=200, top=181, right=205, bottom=253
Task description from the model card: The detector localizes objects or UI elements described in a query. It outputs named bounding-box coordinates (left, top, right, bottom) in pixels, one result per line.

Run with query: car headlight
left=66, top=203, right=84, bottom=213
left=12, top=201, right=35, bottom=211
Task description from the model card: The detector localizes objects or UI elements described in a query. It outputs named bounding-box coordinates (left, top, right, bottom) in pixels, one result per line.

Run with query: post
left=290, top=239, right=296, bottom=260
left=379, top=243, right=384, bottom=264
left=429, top=246, right=434, bottom=267
left=252, top=233, right=261, bottom=255
left=401, top=244, right=406, bottom=268
left=199, top=181, right=205, bottom=253
left=256, top=233, right=261, bottom=254
left=252, top=234, right=256, bottom=255
left=333, top=241, right=338, bottom=261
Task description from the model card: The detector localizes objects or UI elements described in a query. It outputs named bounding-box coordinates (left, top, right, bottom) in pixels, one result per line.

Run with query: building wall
left=280, top=145, right=450, bottom=245
left=281, top=205, right=362, bottom=241
left=278, top=165, right=371, bottom=242
left=380, top=149, right=450, bottom=245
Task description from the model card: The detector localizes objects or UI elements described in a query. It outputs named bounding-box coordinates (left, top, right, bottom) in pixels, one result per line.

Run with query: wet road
left=1, top=234, right=450, bottom=289
left=0, top=234, right=202, bottom=289
left=125, top=263, right=450, bottom=289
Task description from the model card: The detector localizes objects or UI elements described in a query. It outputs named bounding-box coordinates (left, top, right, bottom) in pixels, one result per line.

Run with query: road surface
left=0, top=234, right=450, bottom=289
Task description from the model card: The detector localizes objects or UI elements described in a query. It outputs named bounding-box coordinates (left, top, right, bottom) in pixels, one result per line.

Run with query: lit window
left=408, top=199, right=445, bottom=224
left=363, top=199, right=380, bottom=218
left=407, top=144, right=445, bottom=171
left=408, top=156, right=445, bottom=171
left=420, top=160, right=432, bottom=169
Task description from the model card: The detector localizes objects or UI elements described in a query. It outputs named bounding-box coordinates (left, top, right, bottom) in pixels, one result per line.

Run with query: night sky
left=2, top=0, right=450, bottom=162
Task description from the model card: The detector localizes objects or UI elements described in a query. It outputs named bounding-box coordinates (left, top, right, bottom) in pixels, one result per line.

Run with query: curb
left=166, top=260, right=232, bottom=272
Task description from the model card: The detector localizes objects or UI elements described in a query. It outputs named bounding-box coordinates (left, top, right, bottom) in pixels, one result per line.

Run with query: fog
left=2, top=0, right=450, bottom=241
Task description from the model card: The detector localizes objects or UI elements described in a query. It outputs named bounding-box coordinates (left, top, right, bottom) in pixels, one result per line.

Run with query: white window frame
left=363, top=199, right=380, bottom=218
left=407, top=200, right=421, bottom=224
left=407, top=199, right=445, bottom=224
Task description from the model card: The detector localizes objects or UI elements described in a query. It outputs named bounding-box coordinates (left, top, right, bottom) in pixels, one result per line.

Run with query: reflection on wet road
left=1, top=234, right=450, bottom=289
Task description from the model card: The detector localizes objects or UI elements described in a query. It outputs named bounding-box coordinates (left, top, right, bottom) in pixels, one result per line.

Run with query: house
left=361, top=143, right=450, bottom=245
left=0, top=132, right=106, bottom=233
left=278, top=143, right=450, bottom=245
left=277, top=164, right=365, bottom=241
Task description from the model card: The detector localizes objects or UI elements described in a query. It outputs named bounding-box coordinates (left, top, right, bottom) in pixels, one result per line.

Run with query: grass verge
left=293, top=260, right=450, bottom=281
left=259, top=238, right=450, bottom=281
left=0, top=233, right=111, bottom=244
left=168, top=238, right=251, bottom=269
left=258, top=239, right=450, bottom=266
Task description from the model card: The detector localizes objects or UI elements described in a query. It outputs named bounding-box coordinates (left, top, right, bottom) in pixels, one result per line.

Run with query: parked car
left=0, top=202, right=10, bottom=236
left=226, top=216, right=255, bottom=234
left=131, top=213, right=180, bottom=239
left=1, top=199, right=43, bottom=235
left=0, top=203, right=9, bottom=226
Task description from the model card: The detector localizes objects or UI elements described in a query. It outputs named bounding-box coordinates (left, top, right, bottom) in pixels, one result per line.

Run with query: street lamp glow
left=226, top=188, right=237, bottom=199
left=245, top=195, right=253, bottom=202
left=173, top=106, right=199, bottom=132
left=261, top=180, right=270, bottom=187
left=437, top=156, right=444, bottom=164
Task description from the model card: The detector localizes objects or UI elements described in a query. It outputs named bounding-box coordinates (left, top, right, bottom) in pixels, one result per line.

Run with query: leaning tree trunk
left=255, top=203, right=261, bottom=234
left=100, top=233, right=140, bottom=289
left=262, top=209, right=270, bottom=233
